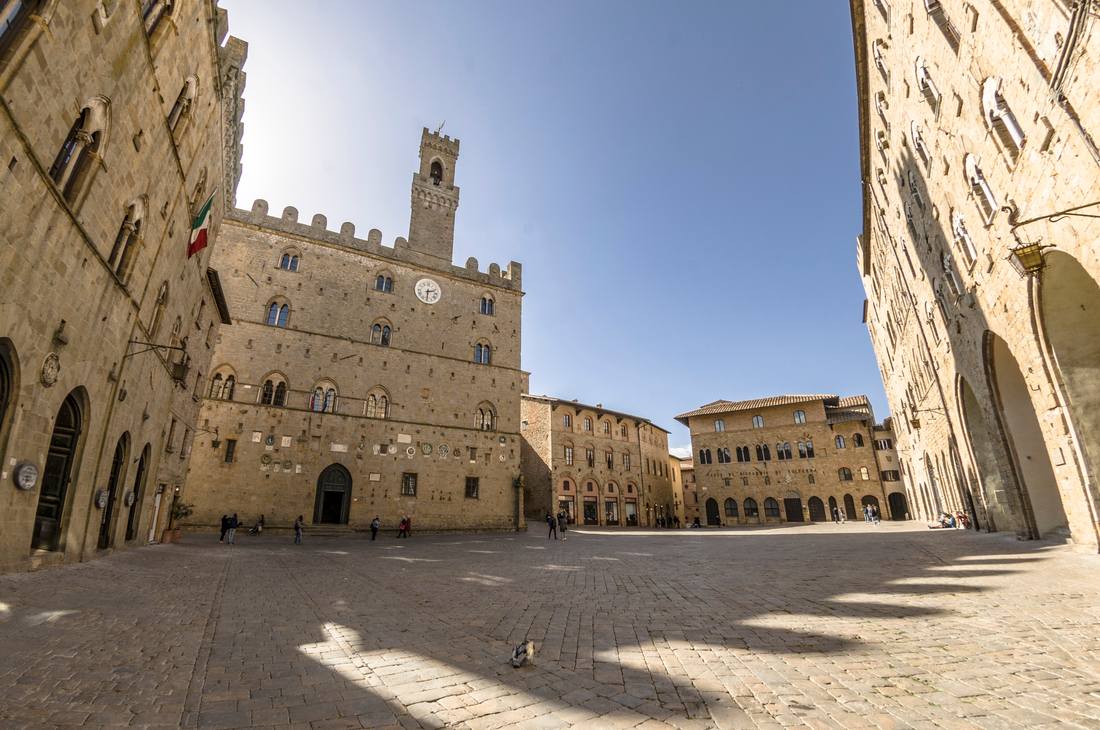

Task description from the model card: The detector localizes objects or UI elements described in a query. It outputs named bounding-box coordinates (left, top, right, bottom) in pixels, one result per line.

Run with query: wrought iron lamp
left=1008, top=241, right=1047, bottom=277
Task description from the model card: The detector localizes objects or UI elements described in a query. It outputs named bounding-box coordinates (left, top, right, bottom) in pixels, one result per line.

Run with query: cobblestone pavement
left=1, top=522, right=1099, bottom=730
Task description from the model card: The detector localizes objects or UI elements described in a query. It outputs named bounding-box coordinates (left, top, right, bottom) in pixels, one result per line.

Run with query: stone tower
left=408, top=127, right=460, bottom=264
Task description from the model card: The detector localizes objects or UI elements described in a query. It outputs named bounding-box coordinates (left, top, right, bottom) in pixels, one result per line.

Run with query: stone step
left=1042, top=525, right=1074, bottom=544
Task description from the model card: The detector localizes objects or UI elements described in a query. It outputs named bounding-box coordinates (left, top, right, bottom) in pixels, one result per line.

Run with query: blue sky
left=222, top=1, right=885, bottom=454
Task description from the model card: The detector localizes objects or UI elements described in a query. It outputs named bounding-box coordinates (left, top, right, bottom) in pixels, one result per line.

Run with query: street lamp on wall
left=1008, top=240, right=1048, bottom=277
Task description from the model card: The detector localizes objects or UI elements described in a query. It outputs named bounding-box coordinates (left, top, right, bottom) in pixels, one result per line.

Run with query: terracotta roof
left=674, top=395, right=837, bottom=425
left=521, top=394, right=671, bottom=434
left=836, top=395, right=870, bottom=408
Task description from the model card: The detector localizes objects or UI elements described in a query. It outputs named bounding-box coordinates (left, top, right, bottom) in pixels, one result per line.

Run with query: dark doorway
left=808, top=497, right=827, bottom=522
left=32, top=394, right=82, bottom=552
left=828, top=496, right=838, bottom=518
left=583, top=500, right=599, bottom=525
left=705, top=498, right=720, bottom=525
left=888, top=492, right=909, bottom=520
left=861, top=495, right=880, bottom=519
left=843, top=493, right=856, bottom=520
left=313, top=464, right=352, bottom=524
left=126, top=444, right=150, bottom=541
left=98, top=434, right=129, bottom=549
left=784, top=498, right=804, bottom=522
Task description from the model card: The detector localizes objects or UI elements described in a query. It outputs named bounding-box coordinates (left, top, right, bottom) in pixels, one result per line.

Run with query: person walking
left=397, top=517, right=408, bottom=538
left=839, top=507, right=846, bottom=523
left=871, top=504, right=879, bottom=526
left=547, top=513, right=558, bottom=539
left=674, top=515, right=681, bottom=529
left=370, top=517, right=380, bottom=540
left=558, top=511, right=568, bottom=541
left=219, top=514, right=229, bottom=543
left=294, top=515, right=304, bottom=544
left=226, top=514, right=239, bottom=544
left=404, top=515, right=412, bottom=537
left=832, top=506, right=839, bottom=523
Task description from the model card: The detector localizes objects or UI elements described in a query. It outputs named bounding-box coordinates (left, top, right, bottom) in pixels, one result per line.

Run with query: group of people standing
left=218, top=515, right=411, bottom=544
left=829, top=503, right=880, bottom=525
left=546, top=511, right=569, bottom=540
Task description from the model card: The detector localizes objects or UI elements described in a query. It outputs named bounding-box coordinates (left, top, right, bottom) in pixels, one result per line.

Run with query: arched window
left=805, top=441, right=815, bottom=458
left=375, top=275, right=392, bottom=292
left=704, top=449, right=712, bottom=464
left=150, top=281, right=169, bottom=338
left=755, top=444, right=764, bottom=461
left=475, top=407, right=495, bottom=431
left=481, top=297, right=494, bottom=315
left=266, top=302, right=289, bottom=327
left=853, top=433, right=865, bottom=447
left=762, top=444, right=771, bottom=461
left=914, top=57, right=941, bottom=116
left=49, top=99, right=109, bottom=206
left=366, top=392, right=389, bottom=419
left=763, top=498, right=781, bottom=517
left=0, top=0, right=44, bottom=65
left=279, top=252, right=300, bottom=271
left=839, top=467, right=853, bottom=481
left=475, top=343, right=492, bottom=364
left=982, top=78, right=1025, bottom=161
left=142, top=0, right=174, bottom=35
left=167, top=76, right=198, bottom=132
left=783, top=443, right=792, bottom=460
left=911, top=122, right=931, bottom=168
left=222, top=375, right=235, bottom=400
left=964, top=154, right=997, bottom=224
left=714, top=419, right=725, bottom=432
left=793, top=410, right=806, bottom=424
left=310, top=388, right=324, bottom=411
left=835, top=435, right=846, bottom=449
left=109, top=198, right=146, bottom=283
left=798, top=441, right=807, bottom=458
left=717, top=448, right=726, bottom=464
left=724, top=498, right=738, bottom=517
left=743, top=498, right=759, bottom=517
left=261, top=380, right=274, bottom=405
left=872, top=39, right=888, bottom=82
left=776, top=443, right=785, bottom=461
left=273, top=382, right=287, bottom=407
left=860, top=466, right=871, bottom=480
left=209, top=374, right=222, bottom=398
left=430, top=160, right=443, bottom=185
left=371, top=324, right=391, bottom=346
left=722, top=447, right=731, bottom=463
left=752, top=415, right=763, bottom=428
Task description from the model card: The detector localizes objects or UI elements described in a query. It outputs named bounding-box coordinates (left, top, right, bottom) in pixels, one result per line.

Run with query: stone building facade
left=182, top=129, right=526, bottom=534
left=676, top=395, right=901, bottom=525
left=851, top=0, right=1100, bottom=550
left=0, top=0, right=245, bottom=573
left=520, top=395, right=675, bottom=526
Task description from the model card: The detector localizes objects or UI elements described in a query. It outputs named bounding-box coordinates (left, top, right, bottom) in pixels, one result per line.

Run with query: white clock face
left=415, top=278, right=441, bottom=304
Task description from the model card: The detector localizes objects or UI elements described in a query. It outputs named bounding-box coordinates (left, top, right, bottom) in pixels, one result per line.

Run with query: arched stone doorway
left=32, top=393, right=83, bottom=552
left=807, top=496, right=827, bottom=522
left=843, top=493, right=856, bottom=521
left=828, top=496, right=838, bottom=519
left=313, top=464, right=352, bottom=524
left=705, top=498, right=720, bottom=526
left=783, top=492, right=804, bottom=522
left=887, top=492, right=909, bottom=520
left=988, top=332, right=1067, bottom=537
left=97, top=433, right=129, bottom=549
left=1040, top=252, right=1100, bottom=520
left=125, top=444, right=151, bottom=541
left=959, top=376, right=1011, bottom=531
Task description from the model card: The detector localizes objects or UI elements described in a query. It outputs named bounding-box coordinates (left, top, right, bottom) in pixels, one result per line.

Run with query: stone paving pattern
left=1, top=522, right=1099, bottom=729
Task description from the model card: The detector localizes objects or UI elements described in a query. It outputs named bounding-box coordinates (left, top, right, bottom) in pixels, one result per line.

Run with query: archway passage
left=960, top=377, right=1012, bottom=531
left=808, top=496, right=827, bottom=522
left=828, top=496, right=838, bottom=518
left=98, top=435, right=128, bottom=549
left=888, top=492, right=909, bottom=520
left=989, top=333, right=1068, bottom=536
left=784, top=497, right=804, bottom=522
left=843, top=494, right=856, bottom=521
left=1041, top=252, right=1100, bottom=504
left=313, top=464, right=352, bottom=525
left=33, top=394, right=82, bottom=552
left=705, top=498, right=720, bottom=526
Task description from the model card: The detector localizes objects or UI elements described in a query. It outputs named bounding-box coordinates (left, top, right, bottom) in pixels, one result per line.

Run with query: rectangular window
left=224, top=439, right=236, bottom=463
left=606, top=452, right=613, bottom=469
left=564, top=414, right=571, bottom=428
left=584, top=418, right=591, bottom=431
left=646, top=459, right=650, bottom=474
left=586, top=449, right=595, bottom=468
left=468, top=447, right=477, bottom=462
left=623, top=454, right=630, bottom=470
left=180, top=428, right=191, bottom=458
left=881, top=470, right=901, bottom=481
left=603, top=422, right=610, bottom=434
left=401, top=472, right=417, bottom=496
left=742, top=477, right=749, bottom=486
left=564, top=446, right=574, bottom=465
left=166, top=418, right=177, bottom=452
left=465, top=476, right=479, bottom=499
left=521, top=421, right=527, bottom=431
left=875, top=439, right=894, bottom=450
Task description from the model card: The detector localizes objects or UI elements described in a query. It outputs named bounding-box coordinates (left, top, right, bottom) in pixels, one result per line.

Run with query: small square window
left=465, top=476, right=479, bottom=499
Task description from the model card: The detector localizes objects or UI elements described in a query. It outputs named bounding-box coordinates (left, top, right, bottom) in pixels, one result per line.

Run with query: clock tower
left=408, top=127, right=460, bottom=265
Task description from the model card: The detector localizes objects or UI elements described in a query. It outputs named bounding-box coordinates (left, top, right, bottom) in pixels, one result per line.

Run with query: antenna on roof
left=435, top=120, right=446, bottom=134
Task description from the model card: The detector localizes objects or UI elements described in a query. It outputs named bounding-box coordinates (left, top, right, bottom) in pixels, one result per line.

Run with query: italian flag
left=188, top=192, right=216, bottom=259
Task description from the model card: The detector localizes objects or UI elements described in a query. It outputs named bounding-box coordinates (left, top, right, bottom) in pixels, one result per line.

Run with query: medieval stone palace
left=851, top=0, right=1100, bottom=550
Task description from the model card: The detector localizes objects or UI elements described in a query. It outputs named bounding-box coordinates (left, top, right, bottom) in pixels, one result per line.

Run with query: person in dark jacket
left=219, top=515, right=229, bottom=543
left=226, top=514, right=239, bottom=544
